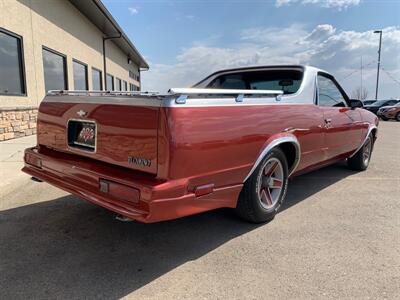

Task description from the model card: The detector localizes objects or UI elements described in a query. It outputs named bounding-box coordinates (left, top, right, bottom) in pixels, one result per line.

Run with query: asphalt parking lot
left=0, top=121, right=399, bottom=299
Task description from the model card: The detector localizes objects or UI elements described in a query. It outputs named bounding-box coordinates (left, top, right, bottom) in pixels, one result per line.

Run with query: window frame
left=42, top=46, right=69, bottom=91
left=316, top=72, right=350, bottom=107
left=106, top=73, right=114, bottom=91
left=116, top=77, right=122, bottom=91
left=0, top=27, right=27, bottom=96
left=91, top=67, right=103, bottom=91
left=72, top=59, right=88, bottom=91
left=123, top=80, right=127, bottom=91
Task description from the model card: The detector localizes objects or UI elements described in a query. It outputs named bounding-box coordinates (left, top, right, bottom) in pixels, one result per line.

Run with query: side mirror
left=349, top=99, right=363, bottom=109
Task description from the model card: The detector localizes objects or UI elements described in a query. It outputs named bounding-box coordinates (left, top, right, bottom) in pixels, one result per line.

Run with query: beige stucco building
left=0, top=0, right=148, bottom=140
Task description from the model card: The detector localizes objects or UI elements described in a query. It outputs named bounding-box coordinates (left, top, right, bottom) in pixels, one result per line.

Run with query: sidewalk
left=0, top=135, right=36, bottom=190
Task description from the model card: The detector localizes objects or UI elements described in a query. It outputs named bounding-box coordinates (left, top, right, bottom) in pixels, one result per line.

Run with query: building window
left=129, top=83, right=134, bottom=91
left=123, top=80, right=127, bottom=91
left=73, top=59, right=88, bottom=90
left=106, top=74, right=114, bottom=91
left=116, top=78, right=122, bottom=91
left=0, top=28, right=26, bottom=95
left=129, top=70, right=134, bottom=79
left=42, top=47, right=67, bottom=92
left=92, top=68, right=102, bottom=91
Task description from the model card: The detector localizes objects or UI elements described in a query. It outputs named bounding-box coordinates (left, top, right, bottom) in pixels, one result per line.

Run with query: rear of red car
left=23, top=93, right=239, bottom=222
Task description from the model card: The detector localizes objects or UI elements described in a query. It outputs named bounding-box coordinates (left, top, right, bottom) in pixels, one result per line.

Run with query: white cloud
left=128, top=7, right=138, bottom=15
left=141, top=25, right=400, bottom=99
left=276, top=0, right=361, bottom=9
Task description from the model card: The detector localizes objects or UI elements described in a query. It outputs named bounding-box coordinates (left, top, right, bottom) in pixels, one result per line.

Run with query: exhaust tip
left=115, top=214, right=133, bottom=222
left=31, top=177, right=43, bottom=182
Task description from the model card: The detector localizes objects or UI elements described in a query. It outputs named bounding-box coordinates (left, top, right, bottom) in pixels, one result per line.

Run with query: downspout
left=103, top=33, right=121, bottom=90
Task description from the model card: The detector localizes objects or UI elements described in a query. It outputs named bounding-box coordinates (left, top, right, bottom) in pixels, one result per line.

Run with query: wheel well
left=277, top=142, right=298, bottom=174
left=371, top=128, right=377, bottom=140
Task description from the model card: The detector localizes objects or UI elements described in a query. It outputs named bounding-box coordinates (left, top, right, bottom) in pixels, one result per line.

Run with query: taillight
left=25, top=153, right=42, bottom=168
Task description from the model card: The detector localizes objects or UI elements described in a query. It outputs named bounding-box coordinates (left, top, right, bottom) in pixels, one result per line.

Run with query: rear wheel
left=396, top=113, right=400, bottom=122
left=235, top=148, right=288, bottom=223
left=347, top=134, right=373, bottom=171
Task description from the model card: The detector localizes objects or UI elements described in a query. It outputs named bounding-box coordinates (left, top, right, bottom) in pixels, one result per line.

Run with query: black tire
left=380, top=116, right=388, bottom=121
left=235, top=148, right=289, bottom=223
left=396, top=112, right=400, bottom=122
left=347, top=133, right=373, bottom=171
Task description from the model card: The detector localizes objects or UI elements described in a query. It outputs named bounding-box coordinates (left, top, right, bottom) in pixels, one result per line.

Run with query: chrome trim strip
left=349, top=124, right=378, bottom=158
left=169, top=88, right=284, bottom=96
left=47, top=90, right=159, bottom=96
left=243, top=136, right=301, bottom=182
left=44, top=95, right=162, bottom=107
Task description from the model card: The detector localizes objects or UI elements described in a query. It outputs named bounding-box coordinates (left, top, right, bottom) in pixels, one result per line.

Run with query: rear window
left=201, top=69, right=303, bottom=95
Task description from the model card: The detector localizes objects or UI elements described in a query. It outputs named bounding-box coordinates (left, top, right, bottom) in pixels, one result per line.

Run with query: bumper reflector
left=99, top=179, right=140, bottom=203
left=194, top=184, right=215, bottom=197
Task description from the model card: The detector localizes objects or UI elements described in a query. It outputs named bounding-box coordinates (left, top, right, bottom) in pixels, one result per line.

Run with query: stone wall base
left=0, top=107, right=38, bottom=141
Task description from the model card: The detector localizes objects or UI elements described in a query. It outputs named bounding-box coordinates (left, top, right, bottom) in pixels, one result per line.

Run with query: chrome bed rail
left=168, top=88, right=284, bottom=104
left=47, top=90, right=160, bottom=97
left=46, top=88, right=285, bottom=105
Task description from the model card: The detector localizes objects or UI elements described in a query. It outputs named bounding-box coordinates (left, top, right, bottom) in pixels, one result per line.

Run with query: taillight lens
left=25, top=153, right=42, bottom=168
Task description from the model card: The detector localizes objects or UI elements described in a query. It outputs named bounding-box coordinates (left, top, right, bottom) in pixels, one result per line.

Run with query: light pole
left=374, top=30, right=382, bottom=100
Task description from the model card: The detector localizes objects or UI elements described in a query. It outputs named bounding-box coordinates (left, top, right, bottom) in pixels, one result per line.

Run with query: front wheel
left=347, top=133, right=373, bottom=171
left=396, top=112, right=400, bottom=122
left=235, top=148, right=288, bottom=223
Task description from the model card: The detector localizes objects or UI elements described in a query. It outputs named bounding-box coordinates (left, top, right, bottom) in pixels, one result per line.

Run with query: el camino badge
left=128, top=156, right=151, bottom=167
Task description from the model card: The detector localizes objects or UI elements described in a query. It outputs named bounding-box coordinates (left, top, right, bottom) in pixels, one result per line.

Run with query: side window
left=317, top=75, right=347, bottom=107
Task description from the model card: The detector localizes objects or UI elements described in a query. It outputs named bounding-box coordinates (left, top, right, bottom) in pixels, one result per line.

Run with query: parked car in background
left=23, top=65, right=379, bottom=224
left=364, top=99, right=399, bottom=115
left=363, top=100, right=377, bottom=106
left=377, top=102, right=400, bottom=121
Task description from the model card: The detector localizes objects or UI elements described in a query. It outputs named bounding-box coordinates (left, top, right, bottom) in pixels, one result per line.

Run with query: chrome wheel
left=257, top=158, right=284, bottom=210
left=363, top=137, right=372, bottom=165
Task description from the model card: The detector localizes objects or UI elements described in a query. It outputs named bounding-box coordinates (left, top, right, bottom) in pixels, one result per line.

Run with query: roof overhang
left=68, top=0, right=149, bottom=70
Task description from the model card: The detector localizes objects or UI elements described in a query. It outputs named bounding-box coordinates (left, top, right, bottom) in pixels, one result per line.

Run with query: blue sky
left=103, top=0, right=400, bottom=98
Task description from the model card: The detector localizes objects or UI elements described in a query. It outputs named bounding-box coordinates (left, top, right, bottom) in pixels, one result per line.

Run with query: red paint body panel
left=23, top=95, right=378, bottom=223
left=38, top=101, right=159, bottom=174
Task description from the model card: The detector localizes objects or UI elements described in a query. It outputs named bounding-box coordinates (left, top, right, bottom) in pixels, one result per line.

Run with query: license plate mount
left=67, top=120, right=96, bottom=152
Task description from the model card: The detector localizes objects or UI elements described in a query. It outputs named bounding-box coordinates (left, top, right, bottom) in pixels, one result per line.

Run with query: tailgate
left=37, top=95, right=161, bottom=174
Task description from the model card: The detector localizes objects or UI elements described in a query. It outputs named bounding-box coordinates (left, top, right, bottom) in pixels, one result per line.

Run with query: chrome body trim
left=47, top=90, right=160, bottom=96
left=349, top=124, right=378, bottom=158
left=169, top=88, right=284, bottom=96
left=44, top=95, right=162, bottom=107
left=243, top=136, right=301, bottom=183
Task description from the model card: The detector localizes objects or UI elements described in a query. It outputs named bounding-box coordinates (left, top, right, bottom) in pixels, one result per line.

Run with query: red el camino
left=23, top=65, right=378, bottom=223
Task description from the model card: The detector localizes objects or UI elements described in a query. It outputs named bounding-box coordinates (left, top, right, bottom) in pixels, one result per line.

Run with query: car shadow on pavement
left=0, top=162, right=355, bottom=299
left=282, top=160, right=357, bottom=211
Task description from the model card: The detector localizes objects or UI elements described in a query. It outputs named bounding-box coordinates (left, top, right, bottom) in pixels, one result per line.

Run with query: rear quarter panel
left=158, top=104, right=325, bottom=189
